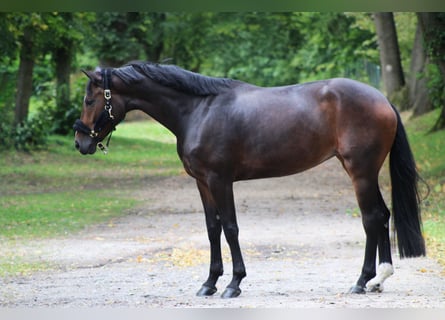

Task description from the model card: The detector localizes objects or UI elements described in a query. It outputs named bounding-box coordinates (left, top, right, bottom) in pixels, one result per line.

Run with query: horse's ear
left=82, top=69, right=93, bottom=80
left=82, top=69, right=101, bottom=85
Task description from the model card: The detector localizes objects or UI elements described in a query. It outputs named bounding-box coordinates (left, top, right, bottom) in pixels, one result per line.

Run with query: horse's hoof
left=221, top=287, right=241, bottom=299
left=348, top=285, right=366, bottom=294
left=367, top=283, right=383, bottom=293
left=196, top=285, right=217, bottom=296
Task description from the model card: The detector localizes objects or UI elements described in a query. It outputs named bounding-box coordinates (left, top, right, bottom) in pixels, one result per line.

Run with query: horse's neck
left=129, top=85, right=198, bottom=139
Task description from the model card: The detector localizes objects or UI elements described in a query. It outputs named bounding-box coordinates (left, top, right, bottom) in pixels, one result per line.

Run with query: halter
left=73, top=69, right=116, bottom=154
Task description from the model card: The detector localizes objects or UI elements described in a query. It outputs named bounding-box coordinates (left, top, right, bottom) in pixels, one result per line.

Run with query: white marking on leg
left=366, top=262, right=394, bottom=293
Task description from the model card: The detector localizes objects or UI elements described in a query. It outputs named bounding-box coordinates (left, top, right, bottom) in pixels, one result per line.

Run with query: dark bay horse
left=74, top=61, right=425, bottom=298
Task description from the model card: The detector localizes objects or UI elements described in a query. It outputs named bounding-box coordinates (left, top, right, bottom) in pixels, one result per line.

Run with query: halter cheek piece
left=73, top=69, right=116, bottom=154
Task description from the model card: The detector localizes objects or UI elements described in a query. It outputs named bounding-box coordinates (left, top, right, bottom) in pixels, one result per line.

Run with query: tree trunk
left=145, top=13, right=166, bottom=62
left=53, top=42, right=73, bottom=133
left=55, top=46, right=72, bottom=108
left=417, top=13, right=445, bottom=130
left=55, top=13, right=73, bottom=115
left=14, top=26, right=35, bottom=125
left=373, top=12, right=405, bottom=102
left=409, top=22, right=433, bottom=116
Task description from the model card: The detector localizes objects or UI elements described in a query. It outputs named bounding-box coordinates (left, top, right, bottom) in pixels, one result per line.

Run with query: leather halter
left=73, top=69, right=115, bottom=154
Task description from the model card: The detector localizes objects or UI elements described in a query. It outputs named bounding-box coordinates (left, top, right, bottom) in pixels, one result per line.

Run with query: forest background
left=1, top=12, right=445, bottom=148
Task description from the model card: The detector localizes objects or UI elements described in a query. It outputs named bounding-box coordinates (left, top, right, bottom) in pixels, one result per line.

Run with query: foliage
left=0, top=14, right=18, bottom=63
left=1, top=12, right=445, bottom=152
left=12, top=112, right=49, bottom=151
left=90, top=12, right=152, bottom=66
left=406, top=109, right=445, bottom=266
left=160, top=12, right=378, bottom=87
left=0, top=111, right=50, bottom=152
left=193, top=12, right=302, bottom=85
left=49, top=73, right=85, bottom=134
left=424, top=63, right=445, bottom=112
left=393, top=13, right=418, bottom=75
left=291, top=13, right=378, bottom=83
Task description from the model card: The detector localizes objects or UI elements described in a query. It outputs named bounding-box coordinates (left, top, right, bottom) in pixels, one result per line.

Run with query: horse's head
left=74, top=67, right=125, bottom=155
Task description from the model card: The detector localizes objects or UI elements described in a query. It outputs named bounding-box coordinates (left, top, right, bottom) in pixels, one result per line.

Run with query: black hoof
left=196, top=285, right=217, bottom=296
left=221, top=287, right=241, bottom=299
left=348, top=285, right=366, bottom=294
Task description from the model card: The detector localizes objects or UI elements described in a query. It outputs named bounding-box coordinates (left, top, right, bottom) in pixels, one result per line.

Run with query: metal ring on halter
left=104, top=89, right=111, bottom=100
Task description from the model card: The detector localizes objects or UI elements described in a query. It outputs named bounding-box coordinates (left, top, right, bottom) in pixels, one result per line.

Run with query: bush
left=0, top=111, right=50, bottom=152
left=50, top=75, right=84, bottom=135
left=14, top=113, right=50, bottom=151
left=425, top=63, right=445, bottom=110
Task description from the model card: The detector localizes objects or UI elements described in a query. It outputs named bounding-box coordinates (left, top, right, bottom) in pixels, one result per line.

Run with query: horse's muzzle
left=74, top=137, right=97, bottom=155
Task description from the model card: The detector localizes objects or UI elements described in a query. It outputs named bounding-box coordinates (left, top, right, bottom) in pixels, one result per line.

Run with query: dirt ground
left=1, top=159, right=444, bottom=308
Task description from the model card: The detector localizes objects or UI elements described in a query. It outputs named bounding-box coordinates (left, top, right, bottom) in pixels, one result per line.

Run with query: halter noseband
left=73, top=69, right=116, bottom=154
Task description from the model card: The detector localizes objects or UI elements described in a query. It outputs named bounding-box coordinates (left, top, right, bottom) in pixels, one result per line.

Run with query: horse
left=73, top=61, right=425, bottom=298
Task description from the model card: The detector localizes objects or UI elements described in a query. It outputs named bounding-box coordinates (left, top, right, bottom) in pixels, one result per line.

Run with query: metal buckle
left=97, top=142, right=108, bottom=154
left=89, top=130, right=98, bottom=138
left=104, top=89, right=111, bottom=100
left=105, top=104, right=115, bottom=119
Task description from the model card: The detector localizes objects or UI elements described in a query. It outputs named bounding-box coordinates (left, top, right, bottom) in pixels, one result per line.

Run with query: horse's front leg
left=196, top=180, right=224, bottom=296
left=208, top=176, right=246, bottom=298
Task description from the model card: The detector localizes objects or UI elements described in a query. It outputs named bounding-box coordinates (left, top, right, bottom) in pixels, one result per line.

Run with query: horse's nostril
left=75, top=140, right=80, bottom=150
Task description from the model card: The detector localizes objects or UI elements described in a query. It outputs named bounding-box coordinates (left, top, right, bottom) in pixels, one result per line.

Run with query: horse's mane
left=113, top=61, right=237, bottom=96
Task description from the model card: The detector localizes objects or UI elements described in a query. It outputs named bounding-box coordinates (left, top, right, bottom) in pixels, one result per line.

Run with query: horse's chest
left=178, top=140, right=210, bottom=179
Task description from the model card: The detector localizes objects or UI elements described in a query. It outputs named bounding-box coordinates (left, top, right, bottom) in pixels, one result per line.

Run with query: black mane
left=113, top=62, right=237, bottom=96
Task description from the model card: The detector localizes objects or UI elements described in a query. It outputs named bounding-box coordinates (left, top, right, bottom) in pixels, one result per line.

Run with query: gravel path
left=1, top=159, right=444, bottom=307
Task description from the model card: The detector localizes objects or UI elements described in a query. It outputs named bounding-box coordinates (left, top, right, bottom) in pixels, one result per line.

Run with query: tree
left=293, top=13, right=378, bottom=84
left=417, top=12, right=445, bottom=130
left=139, top=13, right=166, bottom=62
left=92, top=13, right=151, bottom=67
left=408, top=22, right=433, bottom=116
left=0, top=15, right=17, bottom=121
left=48, top=13, right=76, bottom=128
left=208, top=12, right=304, bottom=85
left=44, top=12, right=93, bottom=134
left=373, top=12, right=405, bottom=103
left=10, top=14, right=47, bottom=125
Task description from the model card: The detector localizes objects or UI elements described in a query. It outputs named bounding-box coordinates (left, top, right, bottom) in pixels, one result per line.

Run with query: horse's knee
left=207, top=223, right=222, bottom=241
left=222, top=222, right=239, bottom=240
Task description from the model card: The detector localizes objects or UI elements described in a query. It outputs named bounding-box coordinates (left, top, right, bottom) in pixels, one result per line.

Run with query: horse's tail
left=389, top=104, right=426, bottom=258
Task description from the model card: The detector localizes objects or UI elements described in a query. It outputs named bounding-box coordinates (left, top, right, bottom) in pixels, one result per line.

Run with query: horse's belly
left=234, top=148, right=335, bottom=181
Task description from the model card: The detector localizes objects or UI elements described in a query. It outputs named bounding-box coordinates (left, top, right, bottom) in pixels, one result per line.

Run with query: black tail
left=389, top=105, right=426, bottom=258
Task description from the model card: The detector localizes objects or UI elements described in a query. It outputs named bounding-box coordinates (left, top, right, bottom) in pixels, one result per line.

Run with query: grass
left=1, top=191, right=134, bottom=239
left=0, top=119, right=182, bottom=276
left=405, top=109, right=445, bottom=268
left=0, top=120, right=182, bottom=239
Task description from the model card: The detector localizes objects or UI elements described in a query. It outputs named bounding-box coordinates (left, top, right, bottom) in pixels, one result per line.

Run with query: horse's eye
left=85, top=99, right=95, bottom=106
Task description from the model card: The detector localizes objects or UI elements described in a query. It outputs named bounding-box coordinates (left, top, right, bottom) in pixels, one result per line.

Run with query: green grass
left=1, top=191, right=135, bottom=239
left=0, top=120, right=183, bottom=275
left=0, top=255, right=53, bottom=277
left=405, top=109, right=445, bottom=268
left=0, top=120, right=182, bottom=238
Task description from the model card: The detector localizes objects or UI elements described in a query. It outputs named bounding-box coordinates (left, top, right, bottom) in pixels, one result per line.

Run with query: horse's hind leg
left=339, top=155, right=394, bottom=294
